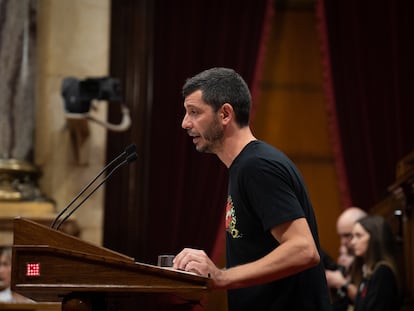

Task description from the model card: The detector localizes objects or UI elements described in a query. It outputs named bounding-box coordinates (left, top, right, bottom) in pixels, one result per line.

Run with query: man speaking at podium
left=173, top=68, right=331, bottom=310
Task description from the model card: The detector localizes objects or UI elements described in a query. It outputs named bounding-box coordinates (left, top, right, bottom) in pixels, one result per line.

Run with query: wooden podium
left=11, top=218, right=211, bottom=310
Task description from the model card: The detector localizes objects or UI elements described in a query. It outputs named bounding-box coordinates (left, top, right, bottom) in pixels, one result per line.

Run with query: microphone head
left=125, top=143, right=137, bottom=155
left=126, top=152, right=138, bottom=163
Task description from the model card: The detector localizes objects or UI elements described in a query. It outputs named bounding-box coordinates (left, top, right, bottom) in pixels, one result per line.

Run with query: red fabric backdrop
left=317, top=0, right=414, bottom=210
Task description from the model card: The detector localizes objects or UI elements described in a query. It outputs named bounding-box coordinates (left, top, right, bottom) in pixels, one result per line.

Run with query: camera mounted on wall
left=61, top=77, right=131, bottom=164
left=61, top=77, right=131, bottom=132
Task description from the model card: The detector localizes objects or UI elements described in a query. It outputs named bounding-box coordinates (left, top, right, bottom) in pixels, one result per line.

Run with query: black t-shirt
left=225, top=140, right=331, bottom=310
left=354, top=264, right=400, bottom=311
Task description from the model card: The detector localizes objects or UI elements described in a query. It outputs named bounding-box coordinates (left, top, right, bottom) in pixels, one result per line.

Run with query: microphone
left=50, top=144, right=137, bottom=229
left=55, top=152, right=138, bottom=230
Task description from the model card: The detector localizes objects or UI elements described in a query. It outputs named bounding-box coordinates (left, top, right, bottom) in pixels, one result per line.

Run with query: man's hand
left=325, top=269, right=347, bottom=288
left=173, top=248, right=225, bottom=288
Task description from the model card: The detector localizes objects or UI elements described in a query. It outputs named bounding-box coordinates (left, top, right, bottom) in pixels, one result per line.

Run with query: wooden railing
left=372, top=151, right=414, bottom=310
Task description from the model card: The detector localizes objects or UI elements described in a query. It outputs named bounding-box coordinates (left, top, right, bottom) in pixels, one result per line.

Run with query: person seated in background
left=0, top=246, right=33, bottom=303
left=351, top=215, right=401, bottom=311
left=337, top=244, right=353, bottom=276
left=325, top=207, right=367, bottom=310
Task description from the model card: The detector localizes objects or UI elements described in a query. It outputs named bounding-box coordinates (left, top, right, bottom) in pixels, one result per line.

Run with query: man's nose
left=181, top=114, right=190, bottom=129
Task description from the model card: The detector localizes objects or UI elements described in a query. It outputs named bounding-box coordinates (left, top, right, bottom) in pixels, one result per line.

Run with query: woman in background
left=351, top=215, right=401, bottom=311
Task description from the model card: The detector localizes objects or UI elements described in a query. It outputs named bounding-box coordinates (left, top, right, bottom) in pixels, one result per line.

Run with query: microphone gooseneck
left=50, top=144, right=137, bottom=229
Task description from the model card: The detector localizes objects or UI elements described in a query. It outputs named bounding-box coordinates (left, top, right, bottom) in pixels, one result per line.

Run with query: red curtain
left=316, top=0, right=414, bottom=210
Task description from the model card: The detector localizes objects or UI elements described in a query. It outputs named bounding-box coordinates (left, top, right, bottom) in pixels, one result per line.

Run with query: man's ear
left=220, top=103, right=233, bottom=123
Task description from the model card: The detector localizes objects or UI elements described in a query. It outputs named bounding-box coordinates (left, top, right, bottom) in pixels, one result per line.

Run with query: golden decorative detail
left=0, top=159, right=40, bottom=201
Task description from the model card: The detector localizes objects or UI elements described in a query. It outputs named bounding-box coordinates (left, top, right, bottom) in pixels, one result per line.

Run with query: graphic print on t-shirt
left=226, top=195, right=242, bottom=238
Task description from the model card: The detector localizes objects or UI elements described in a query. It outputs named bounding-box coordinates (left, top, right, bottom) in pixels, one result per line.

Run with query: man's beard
left=196, top=116, right=224, bottom=153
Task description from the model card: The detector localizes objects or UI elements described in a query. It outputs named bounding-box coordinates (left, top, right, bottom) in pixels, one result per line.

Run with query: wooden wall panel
left=254, top=90, right=331, bottom=155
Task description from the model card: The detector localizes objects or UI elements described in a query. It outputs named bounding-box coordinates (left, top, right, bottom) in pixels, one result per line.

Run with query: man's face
left=182, top=90, right=224, bottom=153
left=338, top=227, right=353, bottom=250
left=337, top=245, right=353, bottom=270
left=0, top=253, right=11, bottom=291
left=337, top=218, right=355, bottom=254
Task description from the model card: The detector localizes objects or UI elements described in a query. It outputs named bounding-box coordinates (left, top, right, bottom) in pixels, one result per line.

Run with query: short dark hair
left=182, top=67, right=251, bottom=127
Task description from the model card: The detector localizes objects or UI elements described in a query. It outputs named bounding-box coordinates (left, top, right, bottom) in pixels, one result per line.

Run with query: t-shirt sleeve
left=243, top=158, right=305, bottom=231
